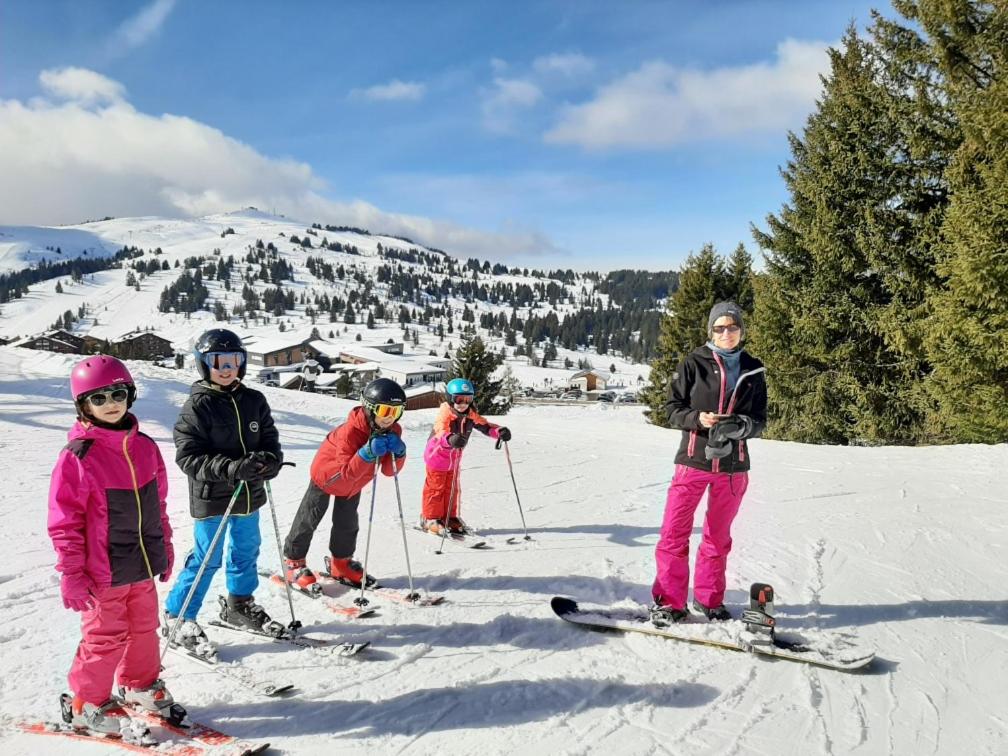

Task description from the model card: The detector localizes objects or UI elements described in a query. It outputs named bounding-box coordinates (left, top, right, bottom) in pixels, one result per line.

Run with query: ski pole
left=354, top=457, right=381, bottom=607
left=498, top=438, right=531, bottom=541
left=437, top=449, right=462, bottom=555
left=161, top=481, right=246, bottom=664
left=389, top=452, right=419, bottom=601
left=265, top=469, right=301, bottom=634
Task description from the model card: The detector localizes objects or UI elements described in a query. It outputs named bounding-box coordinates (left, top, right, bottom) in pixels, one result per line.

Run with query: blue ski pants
left=164, top=511, right=261, bottom=620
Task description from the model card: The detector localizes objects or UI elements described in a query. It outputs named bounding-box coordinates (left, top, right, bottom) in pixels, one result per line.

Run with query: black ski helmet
left=361, top=378, right=407, bottom=421
left=193, top=328, right=248, bottom=381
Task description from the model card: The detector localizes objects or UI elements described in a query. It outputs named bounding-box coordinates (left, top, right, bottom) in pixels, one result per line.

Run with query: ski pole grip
left=495, top=438, right=503, bottom=451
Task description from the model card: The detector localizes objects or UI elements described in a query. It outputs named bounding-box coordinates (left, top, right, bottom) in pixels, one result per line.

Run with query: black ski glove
left=495, top=427, right=512, bottom=442
left=229, top=453, right=264, bottom=481
left=718, top=414, right=754, bottom=440
left=256, top=451, right=283, bottom=480
left=447, top=433, right=468, bottom=449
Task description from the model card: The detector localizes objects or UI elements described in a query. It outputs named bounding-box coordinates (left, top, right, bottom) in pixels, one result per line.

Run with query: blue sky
left=0, top=0, right=883, bottom=271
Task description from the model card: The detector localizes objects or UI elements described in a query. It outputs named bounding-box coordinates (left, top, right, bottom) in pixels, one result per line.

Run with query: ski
left=207, top=619, right=370, bottom=657
left=317, top=571, right=447, bottom=607
left=550, top=595, right=875, bottom=672
left=413, top=525, right=488, bottom=549
left=260, top=570, right=379, bottom=618
left=166, top=643, right=295, bottom=697
left=128, top=708, right=270, bottom=755
left=12, top=721, right=192, bottom=753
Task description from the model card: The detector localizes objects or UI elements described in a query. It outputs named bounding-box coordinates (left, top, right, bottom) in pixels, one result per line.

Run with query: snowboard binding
left=741, top=582, right=776, bottom=644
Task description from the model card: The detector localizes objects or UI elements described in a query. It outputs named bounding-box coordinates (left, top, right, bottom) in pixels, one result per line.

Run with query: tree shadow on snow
left=376, top=572, right=653, bottom=606
left=469, top=523, right=700, bottom=548
left=776, top=598, right=1008, bottom=628
left=214, top=676, right=719, bottom=740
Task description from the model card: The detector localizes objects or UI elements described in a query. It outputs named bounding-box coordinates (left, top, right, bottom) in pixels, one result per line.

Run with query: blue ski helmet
left=446, top=377, right=475, bottom=398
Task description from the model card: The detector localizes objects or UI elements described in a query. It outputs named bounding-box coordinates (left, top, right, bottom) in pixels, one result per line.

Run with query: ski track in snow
left=1, top=345, right=1007, bottom=754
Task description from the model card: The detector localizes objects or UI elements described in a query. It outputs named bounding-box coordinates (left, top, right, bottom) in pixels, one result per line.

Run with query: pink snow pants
left=68, top=580, right=160, bottom=704
left=652, top=464, right=749, bottom=609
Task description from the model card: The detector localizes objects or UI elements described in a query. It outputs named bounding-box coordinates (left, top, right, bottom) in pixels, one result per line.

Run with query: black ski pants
left=283, top=481, right=361, bottom=560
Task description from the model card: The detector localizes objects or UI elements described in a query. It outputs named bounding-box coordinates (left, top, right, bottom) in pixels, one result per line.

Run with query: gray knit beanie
left=707, top=301, right=745, bottom=337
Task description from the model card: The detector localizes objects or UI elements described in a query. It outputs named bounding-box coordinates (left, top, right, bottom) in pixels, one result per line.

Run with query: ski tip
left=550, top=596, right=579, bottom=616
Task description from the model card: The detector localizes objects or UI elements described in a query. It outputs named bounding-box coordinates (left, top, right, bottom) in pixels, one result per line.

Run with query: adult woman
left=651, top=301, right=767, bottom=625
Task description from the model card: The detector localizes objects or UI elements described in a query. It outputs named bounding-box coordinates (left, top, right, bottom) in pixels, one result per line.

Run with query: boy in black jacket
left=163, top=329, right=284, bottom=653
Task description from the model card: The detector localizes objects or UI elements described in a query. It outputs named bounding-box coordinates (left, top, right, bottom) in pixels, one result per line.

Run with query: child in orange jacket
left=420, top=378, right=510, bottom=534
left=282, top=378, right=406, bottom=588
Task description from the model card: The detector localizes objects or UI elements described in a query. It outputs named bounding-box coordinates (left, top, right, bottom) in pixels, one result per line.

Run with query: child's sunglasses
left=203, top=351, right=245, bottom=371
left=86, top=388, right=130, bottom=407
left=367, top=401, right=404, bottom=421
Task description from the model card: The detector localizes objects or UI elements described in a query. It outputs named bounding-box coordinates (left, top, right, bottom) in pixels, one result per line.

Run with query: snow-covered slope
left=0, top=346, right=1005, bottom=754
left=0, top=212, right=650, bottom=390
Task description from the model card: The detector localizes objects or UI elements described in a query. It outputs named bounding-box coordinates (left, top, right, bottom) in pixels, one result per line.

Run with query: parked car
left=597, top=391, right=615, bottom=402
left=560, top=388, right=582, bottom=400
left=617, top=392, right=637, bottom=403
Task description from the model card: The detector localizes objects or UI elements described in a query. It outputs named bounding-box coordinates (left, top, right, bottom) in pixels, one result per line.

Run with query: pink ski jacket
left=423, top=402, right=501, bottom=472
left=48, top=416, right=173, bottom=589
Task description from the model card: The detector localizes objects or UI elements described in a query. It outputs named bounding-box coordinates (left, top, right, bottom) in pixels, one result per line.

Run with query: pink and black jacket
left=48, top=415, right=173, bottom=590
left=665, top=346, right=767, bottom=473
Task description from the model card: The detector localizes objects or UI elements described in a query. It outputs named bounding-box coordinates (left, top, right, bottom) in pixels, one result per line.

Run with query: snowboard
left=550, top=593, right=875, bottom=672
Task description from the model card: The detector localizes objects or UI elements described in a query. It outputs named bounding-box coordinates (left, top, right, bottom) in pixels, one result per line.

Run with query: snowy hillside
left=0, top=211, right=651, bottom=392
left=0, top=346, right=1005, bottom=754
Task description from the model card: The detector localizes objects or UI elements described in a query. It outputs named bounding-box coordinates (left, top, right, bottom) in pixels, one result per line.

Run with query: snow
left=0, top=344, right=1006, bottom=754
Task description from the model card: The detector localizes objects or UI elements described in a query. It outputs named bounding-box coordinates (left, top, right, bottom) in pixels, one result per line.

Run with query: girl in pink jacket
left=48, top=356, right=179, bottom=736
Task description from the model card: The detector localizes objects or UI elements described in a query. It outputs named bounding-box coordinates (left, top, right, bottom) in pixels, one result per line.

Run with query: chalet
left=568, top=369, right=609, bottom=392
left=404, top=385, right=442, bottom=411
left=111, top=331, right=174, bottom=360
left=17, top=329, right=86, bottom=354
left=375, top=359, right=447, bottom=388
left=244, top=337, right=310, bottom=368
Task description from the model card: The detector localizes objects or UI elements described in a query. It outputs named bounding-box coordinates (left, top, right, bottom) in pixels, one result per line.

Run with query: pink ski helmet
left=70, top=355, right=137, bottom=408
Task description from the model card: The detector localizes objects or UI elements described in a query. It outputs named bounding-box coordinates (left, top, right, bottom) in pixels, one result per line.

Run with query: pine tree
left=641, top=244, right=730, bottom=426
left=448, top=334, right=509, bottom=415
left=916, top=0, right=1008, bottom=442
left=751, top=26, right=937, bottom=444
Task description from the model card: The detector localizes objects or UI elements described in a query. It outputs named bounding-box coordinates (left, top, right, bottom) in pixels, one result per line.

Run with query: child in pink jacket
left=48, top=356, right=178, bottom=735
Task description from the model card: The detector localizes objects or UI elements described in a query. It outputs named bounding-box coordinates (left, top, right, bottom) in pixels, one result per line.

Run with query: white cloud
left=0, top=68, right=558, bottom=260
left=350, top=79, right=426, bottom=102
left=544, top=39, right=831, bottom=149
left=111, top=0, right=176, bottom=51
left=39, top=67, right=125, bottom=105
left=533, top=53, right=595, bottom=78
left=481, top=77, right=543, bottom=134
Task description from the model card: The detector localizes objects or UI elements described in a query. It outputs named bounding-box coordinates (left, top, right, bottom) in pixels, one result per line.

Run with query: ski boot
left=219, top=594, right=287, bottom=638
left=284, top=557, right=320, bottom=592
left=447, top=516, right=471, bottom=535
left=324, top=555, right=377, bottom=589
left=649, top=601, right=690, bottom=627
left=420, top=518, right=448, bottom=535
left=692, top=599, right=733, bottom=622
left=118, top=679, right=189, bottom=727
left=60, top=693, right=151, bottom=743
left=740, top=582, right=776, bottom=645
left=162, top=611, right=218, bottom=661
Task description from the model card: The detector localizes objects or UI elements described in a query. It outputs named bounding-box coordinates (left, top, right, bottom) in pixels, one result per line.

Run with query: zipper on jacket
left=709, top=352, right=729, bottom=474
left=122, top=433, right=155, bottom=580
left=230, top=395, right=251, bottom=514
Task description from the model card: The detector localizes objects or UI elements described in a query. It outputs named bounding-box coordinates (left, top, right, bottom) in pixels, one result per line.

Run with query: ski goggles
left=86, top=388, right=130, bottom=407
left=451, top=394, right=474, bottom=406
left=203, top=352, right=245, bottom=371
left=366, top=401, right=404, bottom=421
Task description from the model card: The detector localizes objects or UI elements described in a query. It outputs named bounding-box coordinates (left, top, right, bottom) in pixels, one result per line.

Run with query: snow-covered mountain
left=0, top=345, right=1004, bottom=754
left=0, top=210, right=651, bottom=391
